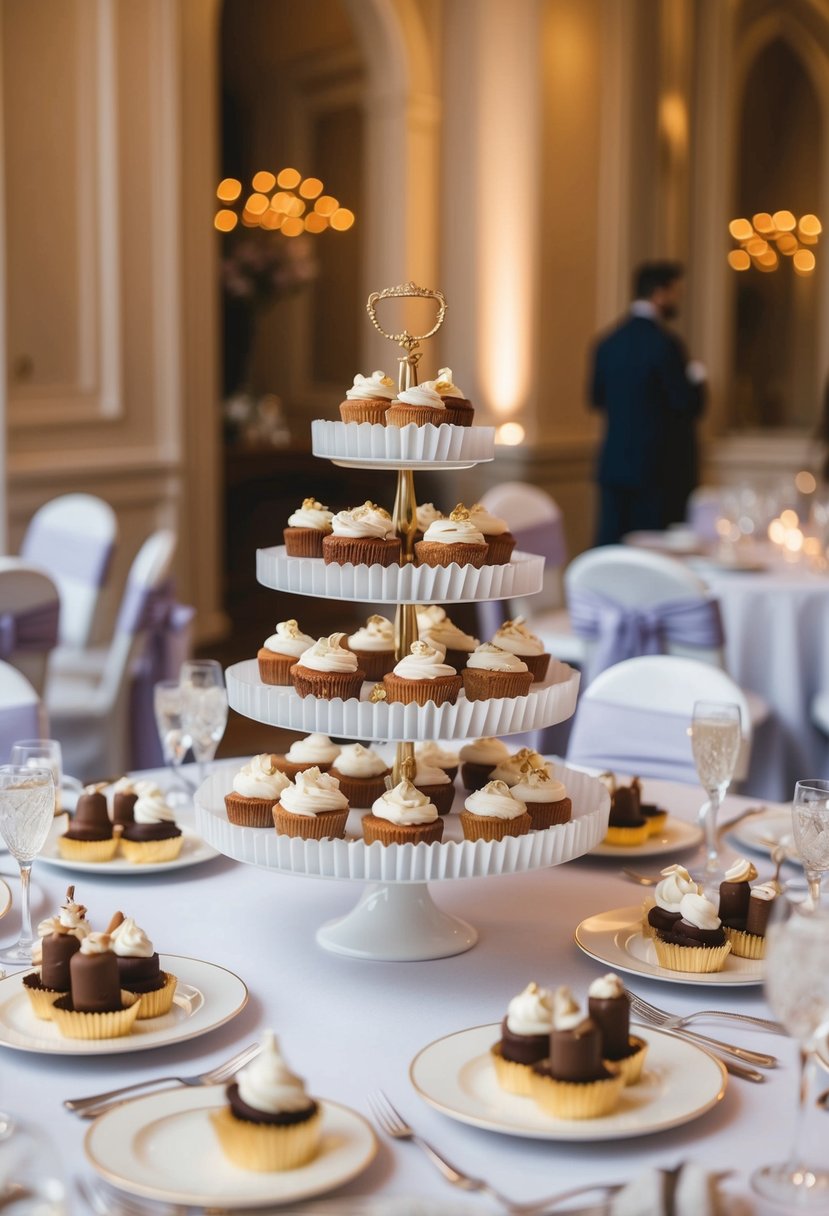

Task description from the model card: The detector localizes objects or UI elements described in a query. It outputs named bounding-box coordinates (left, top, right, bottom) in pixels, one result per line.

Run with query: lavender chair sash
left=0, top=702, right=42, bottom=764
left=569, top=588, right=725, bottom=683
left=476, top=516, right=568, bottom=639
left=0, top=602, right=60, bottom=659
left=567, top=698, right=697, bottom=785
left=22, top=521, right=114, bottom=587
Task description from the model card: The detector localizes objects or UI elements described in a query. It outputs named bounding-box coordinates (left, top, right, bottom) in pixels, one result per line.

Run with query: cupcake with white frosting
left=273, top=767, right=350, bottom=840
left=490, top=748, right=554, bottom=787
left=283, top=497, right=333, bottom=558
left=428, top=367, right=474, bottom=427
left=274, top=733, right=340, bottom=780
left=419, top=612, right=479, bottom=672
left=339, top=370, right=395, bottom=425
left=386, top=382, right=447, bottom=428
left=412, top=759, right=455, bottom=816
left=322, top=501, right=402, bottom=568
left=327, top=744, right=391, bottom=808
left=490, top=618, right=550, bottom=682
left=468, top=503, right=515, bottom=565
left=415, top=604, right=447, bottom=633
left=414, top=505, right=488, bottom=569
left=120, top=787, right=183, bottom=863
left=346, top=614, right=396, bottom=681
left=529, top=988, right=624, bottom=1119
left=415, top=741, right=459, bottom=782
left=258, top=619, right=316, bottom=686
left=24, top=886, right=92, bottom=1018
left=588, top=973, right=647, bottom=1086
left=511, top=766, right=571, bottom=829
left=462, top=643, right=534, bottom=702
left=211, top=1032, right=321, bottom=1171
left=414, top=503, right=444, bottom=542
left=459, top=779, right=531, bottom=842
left=111, top=776, right=141, bottom=827
left=652, top=892, right=732, bottom=974
left=225, top=754, right=291, bottom=828
left=290, top=632, right=366, bottom=701
left=109, top=911, right=177, bottom=1019
left=491, top=982, right=555, bottom=1095
left=459, top=737, right=511, bottom=791
left=361, top=778, right=444, bottom=846
left=382, top=640, right=462, bottom=707
left=643, top=864, right=701, bottom=939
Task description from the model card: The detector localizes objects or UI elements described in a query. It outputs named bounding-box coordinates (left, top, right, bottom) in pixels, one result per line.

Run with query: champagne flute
left=9, top=740, right=67, bottom=815
left=0, top=766, right=55, bottom=966
left=153, top=680, right=191, bottom=804
left=751, top=882, right=829, bottom=1207
left=179, top=660, right=228, bottom=788
left=791, top=779, right=829, bottom=905
left=690, top=700, right=741, bottom=882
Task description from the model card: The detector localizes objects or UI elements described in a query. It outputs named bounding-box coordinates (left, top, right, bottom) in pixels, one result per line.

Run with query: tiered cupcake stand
left=196, top=283, right=609, bottom=961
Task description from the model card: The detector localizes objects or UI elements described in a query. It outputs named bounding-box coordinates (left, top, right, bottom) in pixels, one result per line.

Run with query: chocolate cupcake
left=58, top=785, right=118, bottom=862
left=459, top=780, right=531, bottom=842
left=119, top=786, right=183, bottom=864
left=724, top=879, right=777, bottom=960
left=653, top=893, right=732, bottom=973
left=110, top=777, right=140, bottom=827
left=283, top=497, right=334, bottom=558
left=322, top=502, right=401, bottom=568
left=109, top=912, right=177, bottom=1018
left=530, top=989, right=623, bottom=1119
left=643, top=865, right=701, bottom=938
left=24, top=889, right=89, bottom=1020
left=327, top=744, right=391, bottom=809
left=461, top=644, right=534, bottom=702
left=491, top=982, right=554, bottom=1096
left=51, top=932, right=141, bottom=1040
left=588, top=974, right=647, bottom=1086
left=718, top=858, right=758, bottom=928
left=338, top=370, right=395, bottom=424
left=225, top=755, right=291, bottom=829
left=290, top=633, right=366, bottom=701
left=258, top=620, right=316, bottom=686
left=603, top=777, right=649, bottom=846
left=459, top=737, right=511, bottom=791
left=361, top=779, right=444, bottom=846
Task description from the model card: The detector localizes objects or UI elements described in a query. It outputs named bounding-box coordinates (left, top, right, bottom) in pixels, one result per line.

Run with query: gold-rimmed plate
left=0, top=878, right=10, bottom=920
left=591, top=817, right=703, bottom=858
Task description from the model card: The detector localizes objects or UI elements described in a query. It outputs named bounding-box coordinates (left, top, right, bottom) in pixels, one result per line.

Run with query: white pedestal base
left=316, top=882, right=478, bottom=961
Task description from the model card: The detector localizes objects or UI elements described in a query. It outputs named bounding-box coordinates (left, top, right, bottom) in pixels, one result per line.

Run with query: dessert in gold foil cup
left=109, top=912, right=178, bottom=1019
left=587, top=973, right=647, bottom=1086
left=491, top=982, right=555, bottom=1097
left=119, top=785, right=183, bottom=863
left=58, top=785, right=118, bottom=862
left=529, top=988, right=624, bottom=1119
left=50, top=931, right=142, bottom=1040
left=652, top=892, right=732, bottom=973
left=24, top=885, right=91, bottom=1019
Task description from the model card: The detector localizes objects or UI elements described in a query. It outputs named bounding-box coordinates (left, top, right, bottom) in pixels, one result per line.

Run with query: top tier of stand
left=310, top=419, right=495, bottom=470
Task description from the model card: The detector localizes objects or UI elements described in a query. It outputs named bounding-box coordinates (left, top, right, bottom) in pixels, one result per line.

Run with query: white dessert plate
left=574, top=906, right=764, bottom=988
left=409, top=1023, right=726, bottom=1142
left=591, top=817, right=703, bottom=858
left=85, top=1087, right=377, bottom=1209
left=0, top=878, right=10, bottom=919
left=0, top=954, right=247, bottom=1055
left=38, top=817, right=219, bottom=876
left=727, top=807, right=795, bottom=859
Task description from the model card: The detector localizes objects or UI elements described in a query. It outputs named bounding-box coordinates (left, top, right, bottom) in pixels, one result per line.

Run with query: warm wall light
left=330, top=208, right=355, bottom=231
left=781, top=508, right=799, bottom=528
left=315, top=195, right=339, bottom=217
left=252, top=171, right=276, bottom=193
left=217, top=177, right=242, bottom=202
left=276, top=167, right=301, bottom=189
left=214, top=209, right=238, bottom=232
left=728, top=211, right=820, bottom=272
left=795, top=470, right=817, bottom=494
left=729, top=218, right=753, bottom=242
left=772, top=210, right=796, bottom=232
left=214, top=169, right=354, bottom=239
left=727, top=249, right=750, bottom=271
left=299, top=177, right=323, bottom=200
left=794, top=248, right=816, bottom=275
left=245, top=193, right=269, bottom=216
left=495, top=421, right=526, bottom=445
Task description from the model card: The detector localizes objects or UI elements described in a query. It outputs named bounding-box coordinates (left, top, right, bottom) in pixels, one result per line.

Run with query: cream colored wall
left=3, top=0, right=224, bottom=642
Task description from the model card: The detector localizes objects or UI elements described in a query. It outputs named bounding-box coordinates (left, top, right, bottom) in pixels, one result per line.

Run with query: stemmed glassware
left=689, top=700, right=742, bottom=883
left=179, top=660, right=228, bottom=788
left=8, top=739, right=77, bottom=816
left=791, top=779, right=829, bottom=904
left=153, top=679, right=192, bottom=805
left=751, top=881, right=829, bottom=1207
left=0, top=765, right=55, bottom=966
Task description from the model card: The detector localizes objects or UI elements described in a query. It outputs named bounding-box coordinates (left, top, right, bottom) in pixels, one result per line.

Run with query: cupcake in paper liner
left=654, top=892, right=732, bottom=973
left=58, top=785, right=118, bottom=861
left=211, top=1032, right=321, bottom=1171
left=225, top=754, right=291, bottom=828
left=24, top=886, right=91, bottom=1020
left=361, top=779, right=444, bottom=846
left=258, top=619, right=316, bottom=686
left=643, top=865, right=701, bottom=939
left=530, top=987, right=623, bottom=1119
left=51, top=932, right=141, bottom=1040
left=339, top=370, right=395, bottom=425
left=283, top=497, right=334, bottom=557
left=385, top=383, right=448, bottom=429
left=273, top=767, right=350, bottom=841
left=510, top=767, right=571, bottom=830
left=119, top=786, right=183, bottom=863
left=461, top=644, right=534, bottom=702
left=491, top=982, right=554, bottom=1096
left=723, top=881, right=777, bottom=959
left=459, top=780, right=531, bottom=842
left=490, top=616, right=548, bottom=677
left=588, top=974, right=648, bottom=1087
left=414, top=506, right=488, bottom=569
left=290, top=632, right=366, bottom=700
left=381, top=641, right=462, bottom=708
left=109, top=912, right=178, bottom=1019
left=327, top=743, right=391, bottom=808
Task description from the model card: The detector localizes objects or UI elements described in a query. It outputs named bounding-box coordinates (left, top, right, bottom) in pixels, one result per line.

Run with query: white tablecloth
left=0, top=765, right=809, bottom=1214
left=691, top=555, right=829, bottom=800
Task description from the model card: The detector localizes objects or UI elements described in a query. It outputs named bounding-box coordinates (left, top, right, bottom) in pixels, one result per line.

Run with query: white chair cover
left=0, top=661, right=47, bottom=764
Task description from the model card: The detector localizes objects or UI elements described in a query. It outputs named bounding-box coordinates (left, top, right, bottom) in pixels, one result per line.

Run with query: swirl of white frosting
left=298, top=634, right=360, bottom=674
left=233, top=755, right=291, bottom=800
left=80, top=932, right=112, bottom=956
left=654, top=865, right=700, bottom=912
left=415, top=742, right=459, bottom=769
left=466, top=644, right=529, bottom=673
left=331, top=502, right=395, bottom=540
left=112, top=777, right=139, bottom=796
left=724, top=858, right=758, bottom=883
left=490, top=749, right=551, bottom=786
left=423, top=619, right=479, bottom=652
left=422, top=518, right=485, bottom=546
left=464, top=780, right=526, bottom=820
left=237, top=1032, right=313, bottom=1114
left=110, top=916, right=154, bottom=959
left=413, top=761, right=451, bottom=787
left=284, top=734, right=340, bottom=765
left=392, top=641, right=457, bottom=681
left=287, top=499, right=333, bottom=531
left=345, top=370, right=395, bottom=401
left=467, top=504, right=510, bottom=536
left=133, top=789, right=177, bottom=825
left=511, top=769, right=568, bottom=804
left=33, top=889, right=90, bottom=961
left=416, top=504, right=444, bottom=531
left=416, top=605, right=446, bottom=631
left=679, top=892, right=721, bottom=931
left=431, top=368, right=465, bottom=399
left=134, top=780, right=164, bottom=800
left=348, top=615, right=394, bottom=652
left=588, top=973, right=625, bottom=1001
left=506, top=982, right=554, bottom=1035
left=394, top=384, right=445, bottom=410
left=492, top=618, right=545, bottom=657
left=263, top=620, right=316, bottom=658
left=750, top=882, right=777, bottom=902
left=332, top=744, right=389, bottom=779
left=371, top=779, right=438, bottom=825
left=459, top=737, right=510, bottom=765
left=279, top=767, right=348, bottom=818
left=552, top=986, right=582, bottom=1031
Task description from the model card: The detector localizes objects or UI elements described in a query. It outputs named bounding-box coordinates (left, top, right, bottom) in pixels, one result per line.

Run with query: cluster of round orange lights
left=727, top=211, right=821, bottom=275
left=214, top=168, right=355, bottom=238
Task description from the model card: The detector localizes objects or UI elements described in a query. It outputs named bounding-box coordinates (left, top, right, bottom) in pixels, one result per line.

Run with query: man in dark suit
left=588, top=262, right=706, bottom=545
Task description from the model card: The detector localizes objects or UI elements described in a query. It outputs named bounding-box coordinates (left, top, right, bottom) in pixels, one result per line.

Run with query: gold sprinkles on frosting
left=369, top=684, right=387, bottom=702
left=301, top=497, right=328, bottom=510
left=449, top=503, right=471, bottom=522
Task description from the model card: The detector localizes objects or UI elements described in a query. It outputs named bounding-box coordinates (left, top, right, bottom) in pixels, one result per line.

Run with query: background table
left=0, top=764, right=808, bottom=1214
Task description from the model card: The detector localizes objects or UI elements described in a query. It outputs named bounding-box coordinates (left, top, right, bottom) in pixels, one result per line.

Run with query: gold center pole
left=393, top=467, right=418, bottom=783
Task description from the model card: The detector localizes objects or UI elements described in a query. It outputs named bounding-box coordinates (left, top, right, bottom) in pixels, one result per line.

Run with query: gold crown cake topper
left=366, top=282, right=448, bottom=391
left=449, top=504, right=471, bottom=522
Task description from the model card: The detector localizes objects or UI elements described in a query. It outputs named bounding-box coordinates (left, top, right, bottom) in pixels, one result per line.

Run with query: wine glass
left=8, top=740, right=76, bottom=816
left=179, top=660, right=228, bottom=788
left=791, top=779, right=829, bottom=905
left=751, top=881, right=829, bottom=1207
left=153, top=680, right=191, bottom=805
left=689, top=700, right=741, bottom=882
left=0, top=766, right=55, bottom=966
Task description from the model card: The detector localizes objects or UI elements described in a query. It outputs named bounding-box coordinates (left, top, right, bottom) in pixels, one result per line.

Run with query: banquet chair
left=567, top=655, right=753, bottom=785
left=20, top=493, right=117, bottom=649
left=0, top=559, right=61, bottom=697
left=812, top=692, right=829, bottom=740
left=0, top=661, right=47, bottom=764
left=474, top=484, right=584, bottom=664
left=46, top=529, right=189, bottom=782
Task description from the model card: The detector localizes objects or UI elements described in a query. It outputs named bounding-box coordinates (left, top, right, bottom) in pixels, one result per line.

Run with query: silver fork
left=65, top=1042, right=260, bottom=1116
left=628, top=991, right=784, bottom=1035
left=368, top=1091, right=621, bottom=1215
left=630, top=1007, right=776, bottom=1069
